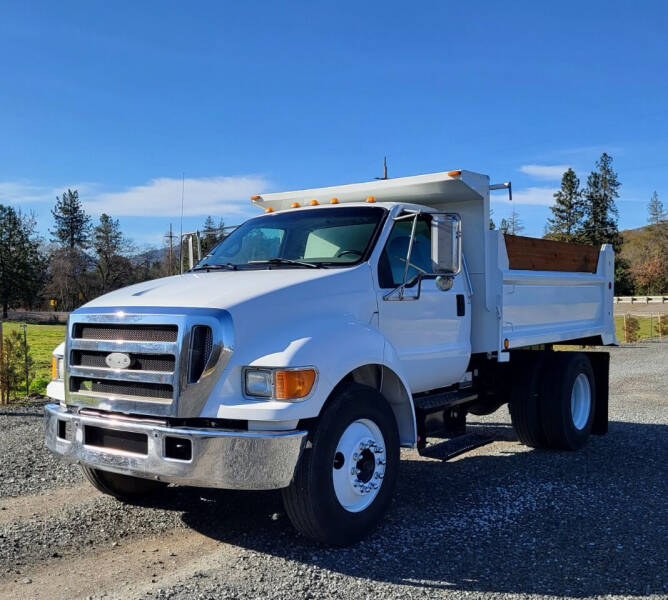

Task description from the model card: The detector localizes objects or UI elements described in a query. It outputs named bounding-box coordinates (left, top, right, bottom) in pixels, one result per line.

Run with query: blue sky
left=1, top=1, right=667, bottom=247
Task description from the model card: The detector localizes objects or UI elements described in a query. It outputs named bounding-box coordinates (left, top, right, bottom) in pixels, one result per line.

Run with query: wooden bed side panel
left=504, top=234, right=599, bottom=273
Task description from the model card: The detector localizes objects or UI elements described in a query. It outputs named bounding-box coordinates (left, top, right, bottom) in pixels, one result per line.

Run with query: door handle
left=456, top=294, right=465, bottom=317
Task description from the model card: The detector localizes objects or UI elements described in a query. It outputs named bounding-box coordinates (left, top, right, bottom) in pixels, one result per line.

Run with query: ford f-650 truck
left=45, top=169, right=616, bottom=545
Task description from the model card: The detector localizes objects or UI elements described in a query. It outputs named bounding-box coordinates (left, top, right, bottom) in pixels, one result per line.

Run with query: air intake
left=188, top=326, right=213, bottom=383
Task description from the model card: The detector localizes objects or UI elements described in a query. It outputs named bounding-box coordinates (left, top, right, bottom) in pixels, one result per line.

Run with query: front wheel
left=282, top=384, right=399, bottom=545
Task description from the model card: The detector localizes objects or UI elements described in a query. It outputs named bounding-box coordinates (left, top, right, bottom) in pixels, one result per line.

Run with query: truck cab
left=45, top=169, right=615, bottom=544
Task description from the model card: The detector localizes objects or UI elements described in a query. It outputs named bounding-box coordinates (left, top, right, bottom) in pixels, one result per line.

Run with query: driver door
left=375, top=213, right=470, bottom=392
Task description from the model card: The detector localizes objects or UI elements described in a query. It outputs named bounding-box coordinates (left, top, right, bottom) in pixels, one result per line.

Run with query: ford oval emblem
left=105, top=352, right=132, bottom=370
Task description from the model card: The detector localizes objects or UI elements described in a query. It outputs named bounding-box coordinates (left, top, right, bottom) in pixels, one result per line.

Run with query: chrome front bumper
left=44, top=404, right=307, bottom=490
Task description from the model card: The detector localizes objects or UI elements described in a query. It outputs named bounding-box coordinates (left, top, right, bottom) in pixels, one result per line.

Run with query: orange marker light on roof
left=447, top=170, right=462, bottom=177
left=366, top=196, right=376, bottom=203
left=264, top=207, right=274, bottom=213
left=310, top=199, right=319, bottom=206
left=290, top=202, right=300, bottom=208
left=250, top=195, right=261, bottom=201
left=330, top=197, right=339, bottom=204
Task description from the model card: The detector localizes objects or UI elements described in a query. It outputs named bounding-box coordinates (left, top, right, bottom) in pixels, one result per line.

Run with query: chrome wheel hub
left=332, top=418, right=386, bottom=512
left=570, top=373, right=592, bottom=430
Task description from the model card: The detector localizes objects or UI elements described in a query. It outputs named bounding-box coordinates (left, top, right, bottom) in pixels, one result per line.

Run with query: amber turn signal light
left=275, top=369, right=316, bottom=400
left=51, top=356, right=58, bottom=380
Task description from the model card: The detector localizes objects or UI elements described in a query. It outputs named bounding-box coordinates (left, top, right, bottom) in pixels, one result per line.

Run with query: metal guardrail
left=615, top=295, right=667, bottom=304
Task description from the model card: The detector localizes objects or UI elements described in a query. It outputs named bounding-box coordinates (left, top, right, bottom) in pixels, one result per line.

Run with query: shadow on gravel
left=141, top=421, right=667, bottom=598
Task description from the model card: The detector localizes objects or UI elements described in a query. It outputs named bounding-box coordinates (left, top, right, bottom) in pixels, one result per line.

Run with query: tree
left=546, top=168, right=584, bottom=241
left=0, top=205, right=44, bottom=318
left=500, top=209, right=524, bottom=236
left=489, top=208, right=496, bottom=230
left=93, top=214, right=134, bottom=294
left=647, top=191, right=665, bottom=225
left=581, top=153, right=621, bottom=251
left=200, top=215, right=226, bottom=255
left=0, top=329, right=35, bottom=403
left=51, top=189, right=91, bottom=249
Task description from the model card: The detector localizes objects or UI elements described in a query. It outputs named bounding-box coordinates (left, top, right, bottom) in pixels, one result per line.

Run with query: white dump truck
left=45, top=169, right=616, bottom=544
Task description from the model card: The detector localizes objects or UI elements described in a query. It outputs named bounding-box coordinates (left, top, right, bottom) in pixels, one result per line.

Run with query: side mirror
left=431, top=214, right=462, bottom=275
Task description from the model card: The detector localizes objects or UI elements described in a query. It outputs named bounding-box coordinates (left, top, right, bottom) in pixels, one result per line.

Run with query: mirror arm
left=400, top=213, right=419, bottom=300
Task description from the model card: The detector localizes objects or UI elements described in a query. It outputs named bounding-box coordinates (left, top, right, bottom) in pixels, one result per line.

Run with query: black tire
left=508, top=354, right=548, bottom=448
left=81, top=466, right=167, bottom=501
left=540, top=352, right=596, bottom=450
left=281, top=383, right=400, bottom=545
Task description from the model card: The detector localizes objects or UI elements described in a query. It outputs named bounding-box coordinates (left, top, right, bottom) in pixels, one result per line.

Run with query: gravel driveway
left=0, top=342, right=666, bottom=599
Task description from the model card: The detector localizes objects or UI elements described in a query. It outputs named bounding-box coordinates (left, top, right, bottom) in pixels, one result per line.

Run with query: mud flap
left=587, top=351, right=609, bottom=436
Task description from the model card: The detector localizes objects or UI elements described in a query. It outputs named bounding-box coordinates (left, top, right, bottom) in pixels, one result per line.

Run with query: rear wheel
left=81, top=466, right=167, bottom=501
left=540, top=353, right=595, bottom=450
left=508, top=355, right=548, bottom=448
left=282, top=383, right=399, bottom=545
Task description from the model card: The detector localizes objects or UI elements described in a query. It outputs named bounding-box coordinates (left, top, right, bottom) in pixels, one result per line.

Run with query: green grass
left=1, top=322, right=66, bottom=397
left=614, top=315, right=663, bottom=342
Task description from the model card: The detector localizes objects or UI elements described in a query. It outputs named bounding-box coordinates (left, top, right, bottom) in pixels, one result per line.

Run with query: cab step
left=418, top=433, right=493, bottom=461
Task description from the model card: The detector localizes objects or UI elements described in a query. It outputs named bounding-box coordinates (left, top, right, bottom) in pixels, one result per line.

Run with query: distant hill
left=619, top=222, right=668, bottom=294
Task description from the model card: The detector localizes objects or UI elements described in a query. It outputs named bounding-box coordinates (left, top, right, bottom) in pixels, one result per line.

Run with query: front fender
left=201, top=317, right=414, bottom=430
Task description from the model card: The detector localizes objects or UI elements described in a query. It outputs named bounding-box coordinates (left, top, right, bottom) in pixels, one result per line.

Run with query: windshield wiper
left=247, top=258, right=325, bottom=269
left=191, top=263, right=238, bottom=272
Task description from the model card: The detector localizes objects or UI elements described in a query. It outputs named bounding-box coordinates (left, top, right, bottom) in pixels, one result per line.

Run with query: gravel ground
left=0, top=341, right=666, bottom=599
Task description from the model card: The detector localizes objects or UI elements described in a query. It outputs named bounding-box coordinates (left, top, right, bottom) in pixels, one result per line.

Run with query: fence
left=615, top=295, right=668, bottom=305
left=619, top=313, right=668, bottom=343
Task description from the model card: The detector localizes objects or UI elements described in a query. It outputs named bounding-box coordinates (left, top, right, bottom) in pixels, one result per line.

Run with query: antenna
left=179, top=173, right=185, bottom=274
left=375, top=156, right=388, bottom=180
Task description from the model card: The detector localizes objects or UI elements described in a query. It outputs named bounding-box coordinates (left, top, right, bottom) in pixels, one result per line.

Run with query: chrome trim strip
left=70, top=340, right=178, bottom=354
left=45, top=404, right=306, bottom=490
left=69, top=365, right=175, bottom=386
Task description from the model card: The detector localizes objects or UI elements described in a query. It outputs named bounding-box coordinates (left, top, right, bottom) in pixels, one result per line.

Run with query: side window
left=378, top=216, right=432, bottom=288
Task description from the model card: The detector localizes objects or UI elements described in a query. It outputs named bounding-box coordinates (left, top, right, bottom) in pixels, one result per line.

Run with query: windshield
left=197, top=206, right=386, bottom=269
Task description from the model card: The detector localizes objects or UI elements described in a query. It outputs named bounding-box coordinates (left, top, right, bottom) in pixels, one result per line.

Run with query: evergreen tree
left=93, top=214, right=133, bottom=294
left=51, top=189, right=91, bottom=249
left=581, top=153, right=621, bottom=251
left=647, top=191, right=665, bottom=225
left=546, top=168, right=583, bottom=241
left=201, top=215, right=226, bottom=255
left=0, top=205, right=44, bottom=318
left=499, top=218, right=509, bottom=235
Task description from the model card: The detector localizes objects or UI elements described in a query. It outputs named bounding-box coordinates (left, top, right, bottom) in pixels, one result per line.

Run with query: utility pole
left=165, top=224, right=176, bottom=276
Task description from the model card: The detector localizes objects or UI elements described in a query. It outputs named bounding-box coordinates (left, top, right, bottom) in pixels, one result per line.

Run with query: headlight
left=244, top=369, right=273, bottom=397
left=244, top=367, right=316, bottom=401
left=51, top=356, right=64, bottom=381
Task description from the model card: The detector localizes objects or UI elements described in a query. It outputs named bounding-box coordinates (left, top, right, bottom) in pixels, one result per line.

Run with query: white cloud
left=519, top=164, right=570, bottom=180
left=85, top=175, right=270, bottom=217
left=0, top=181, right=52, bottom=205
left=0, top=181, right=101, bottom=206
left=491, top=186, right=557, bottom=206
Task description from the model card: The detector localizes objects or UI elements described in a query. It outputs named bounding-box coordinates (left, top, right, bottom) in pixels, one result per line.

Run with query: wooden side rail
left=504, top=234, right=599, bottom=273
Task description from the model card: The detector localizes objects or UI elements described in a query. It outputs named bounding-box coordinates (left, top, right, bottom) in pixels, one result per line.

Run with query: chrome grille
left=65, top=308, right=234, bottom=418
left=72, top=378, right=173, bottom=400
left=71, top=350, right=175, bottom=372
left=73, top=324, right=177, bottom=342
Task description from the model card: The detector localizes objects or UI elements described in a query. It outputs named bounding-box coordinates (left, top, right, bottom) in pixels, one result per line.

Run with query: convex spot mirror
left=430, top=214, right=462, bottom=275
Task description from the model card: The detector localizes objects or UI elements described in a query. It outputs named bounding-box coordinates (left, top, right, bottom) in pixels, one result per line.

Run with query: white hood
left=82, top=267, right=365, bottom=312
